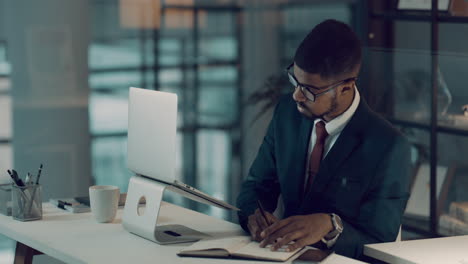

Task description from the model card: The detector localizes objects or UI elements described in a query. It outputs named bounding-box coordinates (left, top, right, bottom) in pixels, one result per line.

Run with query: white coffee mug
left=89, top=185, right=120, bottom=223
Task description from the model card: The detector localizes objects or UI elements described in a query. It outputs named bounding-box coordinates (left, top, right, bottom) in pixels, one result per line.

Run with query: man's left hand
left=259, top=213, right=333, bottom=252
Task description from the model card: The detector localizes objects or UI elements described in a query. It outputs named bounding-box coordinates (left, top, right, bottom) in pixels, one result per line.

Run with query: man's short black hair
left=294, top=19, right=362, bottom=80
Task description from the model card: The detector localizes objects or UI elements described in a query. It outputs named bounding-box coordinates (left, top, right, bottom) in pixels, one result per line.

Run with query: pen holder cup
left=11, top=184, right=42, bottom=221
left=0, top=183, right=12, bottom=216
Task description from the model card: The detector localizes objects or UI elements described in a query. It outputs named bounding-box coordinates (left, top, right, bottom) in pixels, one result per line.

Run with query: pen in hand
left=257, top=200, right=272, bottom=226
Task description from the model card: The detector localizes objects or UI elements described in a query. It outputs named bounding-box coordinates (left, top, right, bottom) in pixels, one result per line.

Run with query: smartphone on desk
left=293, top=248, right=333, bottom=264
left=75, top=193, right=132, bottom=207
left=64, top=203, right=90, bottom=213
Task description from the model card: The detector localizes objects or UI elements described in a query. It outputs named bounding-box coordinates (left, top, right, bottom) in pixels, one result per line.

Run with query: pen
left=26, top=173, right=31, bottom=185
left=257, top=200, right=271, bottom=226
left=12, top=170, right=25, bottom=187
left=35, top=164, right=43, bottom=185
left=8, top=169, right=24, bottom=187
left=57, top=200, right=72, bottom=210
left=26, top=163, right=43, bottom=214
left=7, top=170, right=18, bottom=186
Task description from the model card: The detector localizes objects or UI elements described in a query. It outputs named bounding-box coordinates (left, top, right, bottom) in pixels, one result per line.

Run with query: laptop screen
left=127, top=87, right=177, bottom=183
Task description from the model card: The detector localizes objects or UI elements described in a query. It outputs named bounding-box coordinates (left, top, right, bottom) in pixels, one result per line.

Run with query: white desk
left=364, top=235, right=468, bottom=264
left=0, top=202, right=364, bottom=264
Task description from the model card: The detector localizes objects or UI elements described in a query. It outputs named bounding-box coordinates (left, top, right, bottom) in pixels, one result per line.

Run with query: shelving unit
left=366, top=0, right=468, bottom=238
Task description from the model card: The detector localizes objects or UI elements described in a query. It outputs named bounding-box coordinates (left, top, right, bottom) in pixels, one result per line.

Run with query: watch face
left=336, top=215, right=343, bottom=228
left=332, top=214, right=343, bottom=232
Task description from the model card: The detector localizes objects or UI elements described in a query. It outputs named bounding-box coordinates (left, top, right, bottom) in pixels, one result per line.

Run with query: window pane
left=0, top=144, right=13, bottom=184
left=393, top=49, right=431, bottom=123
left=198, top=85, right=237, bottom=125
left=198, top=66, right=238, bottom=125
left=438, top=52, right=468, bottom=119
left=199, top=66, right=237, bottom=83
left=92, top=137, right=132, bottom=192
left=159, top=68, right=183, bottom=86
left=89, top=40, right=144, bottom=70
left=89, top=71, right=143, bottom=90
left=198, top=11, right=236, bottom=61
left=199, top=11, right=234, bottom=36
left=0, top=96, right=12, bottom=139
left=158, top=38, right=182, bottom=66
left=282, top=4, right=351, bottom=60
left=196, top=130, right=230, bottom=219
left=0, top=42, right=10, bottom=92
left=199, top=37, right=237, bottom=62
left=89, top=91, right=129, bottom=135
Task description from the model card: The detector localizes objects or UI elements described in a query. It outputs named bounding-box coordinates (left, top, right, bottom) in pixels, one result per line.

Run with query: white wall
left=5, top=0, right=92, bottom=200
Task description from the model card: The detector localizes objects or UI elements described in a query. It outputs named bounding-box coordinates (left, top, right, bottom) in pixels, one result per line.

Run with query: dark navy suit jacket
left=237, top=93, right=411, bottom=259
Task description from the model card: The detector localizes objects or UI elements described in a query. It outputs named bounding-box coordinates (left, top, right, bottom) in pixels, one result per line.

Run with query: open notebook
left=177, top=236, right=302, bottom=262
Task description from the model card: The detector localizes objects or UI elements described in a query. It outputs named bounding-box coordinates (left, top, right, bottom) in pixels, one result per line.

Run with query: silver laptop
left=127, top=87, right=239, bottom=211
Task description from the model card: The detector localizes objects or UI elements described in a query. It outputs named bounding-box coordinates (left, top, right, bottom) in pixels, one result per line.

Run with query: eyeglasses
left=286, top=63, right=357, bottom=102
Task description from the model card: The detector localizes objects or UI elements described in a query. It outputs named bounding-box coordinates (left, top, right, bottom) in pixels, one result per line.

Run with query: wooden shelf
left=386, top=116, right=430, bottom=130
left=438, top=123, right=468, bottom=136
left=438, top=15, right=468, bottom=23
left=371, top=12, right=437, bottom=22
left=385, top=116, right=468, bottom=136
left=371, top=12, right=468, bottom=24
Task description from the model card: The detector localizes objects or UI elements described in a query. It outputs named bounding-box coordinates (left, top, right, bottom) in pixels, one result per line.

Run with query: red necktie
left=304, top=121, right=328, bottom=195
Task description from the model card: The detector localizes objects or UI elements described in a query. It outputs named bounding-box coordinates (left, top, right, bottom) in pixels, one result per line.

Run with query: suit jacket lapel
left=300, top=99, right=371, bottom=209
left=288, top=115, right=313, bottom=213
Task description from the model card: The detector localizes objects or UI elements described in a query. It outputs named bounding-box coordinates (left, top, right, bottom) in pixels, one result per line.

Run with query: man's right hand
left=247, top=209, right=278, bottom=242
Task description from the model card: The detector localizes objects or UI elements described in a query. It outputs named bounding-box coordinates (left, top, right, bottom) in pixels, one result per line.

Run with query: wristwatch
left=324, top=213, right=343, bottom=240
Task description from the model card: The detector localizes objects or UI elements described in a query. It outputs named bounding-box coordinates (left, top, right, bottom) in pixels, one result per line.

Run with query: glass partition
left=365, top=46, right=468, bottom=238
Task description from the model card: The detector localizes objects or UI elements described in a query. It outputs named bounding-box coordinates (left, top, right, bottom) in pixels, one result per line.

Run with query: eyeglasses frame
left=286, top=63, right=357, bottom=102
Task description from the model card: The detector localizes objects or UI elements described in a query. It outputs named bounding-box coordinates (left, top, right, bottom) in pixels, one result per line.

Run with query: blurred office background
left=1, top=0, right=468, bottom=263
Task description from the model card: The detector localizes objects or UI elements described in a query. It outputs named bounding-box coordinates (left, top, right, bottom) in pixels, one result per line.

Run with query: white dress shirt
left=305, top=85, right=360, bottom=187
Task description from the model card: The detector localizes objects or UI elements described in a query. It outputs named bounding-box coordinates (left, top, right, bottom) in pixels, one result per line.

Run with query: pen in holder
left=11, top=184, right=42, bottom=221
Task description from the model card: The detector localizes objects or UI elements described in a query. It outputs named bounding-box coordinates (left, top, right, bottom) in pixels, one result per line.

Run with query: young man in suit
left=236, top=19, right=411, bottom=260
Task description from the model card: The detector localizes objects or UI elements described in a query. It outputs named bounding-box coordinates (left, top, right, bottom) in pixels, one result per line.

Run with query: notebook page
left=234, top=241, right=302, bottom=261
left=180, top=236, right=251, bottom=254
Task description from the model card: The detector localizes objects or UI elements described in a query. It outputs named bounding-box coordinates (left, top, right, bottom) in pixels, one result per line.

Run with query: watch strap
left=321, top=213, right=343, bottom=247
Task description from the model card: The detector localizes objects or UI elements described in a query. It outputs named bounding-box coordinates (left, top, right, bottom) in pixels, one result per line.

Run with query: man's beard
left=298, top=93, right=338, bottom=120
